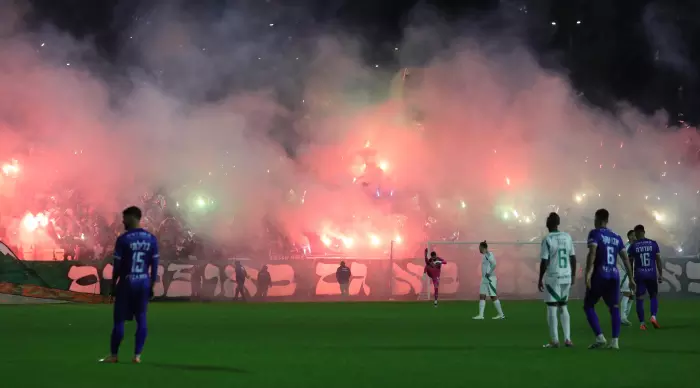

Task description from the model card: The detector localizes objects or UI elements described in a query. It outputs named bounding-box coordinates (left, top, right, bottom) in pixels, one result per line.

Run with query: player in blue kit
left=584, top=209, right=635, bottom=350
left=627, top=224, right=662, bottom=330
left=100, top=206, right=159, bottom=364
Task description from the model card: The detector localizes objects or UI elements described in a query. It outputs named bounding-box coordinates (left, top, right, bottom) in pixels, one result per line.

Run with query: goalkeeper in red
left=424, top=248, right=446, bottom=307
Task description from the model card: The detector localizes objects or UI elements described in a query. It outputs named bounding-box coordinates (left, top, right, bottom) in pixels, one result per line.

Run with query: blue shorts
left=635, top=276, right=659, bottom=298
left=584, top=276, right=620, bottom=308
left=114, top=286, right=149, bottom=322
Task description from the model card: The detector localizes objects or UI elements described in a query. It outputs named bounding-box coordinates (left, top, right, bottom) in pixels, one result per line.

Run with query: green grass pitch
left=0, top=300, right=697, bottom=387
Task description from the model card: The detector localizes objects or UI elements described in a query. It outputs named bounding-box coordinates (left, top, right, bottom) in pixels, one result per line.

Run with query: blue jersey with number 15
left=587, top=228, right=624, bottom=280
left=114, top=228, right=159, bottom=290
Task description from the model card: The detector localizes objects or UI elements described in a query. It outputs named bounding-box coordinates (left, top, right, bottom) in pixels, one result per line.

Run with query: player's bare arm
left=537, top=239, right=547, bottom=292
left=487, top=256, right=496, bottom=278
left=537, top=259, right=547, bottom=292
left=585, top=243, right=596, bottom=289
left=569, top=255, right=577, bottom=285
left=111, top=261, right=120, bottom=296
left=655, top=252, right=663, bottom=283
left=619, top=250, right=635, bottom=290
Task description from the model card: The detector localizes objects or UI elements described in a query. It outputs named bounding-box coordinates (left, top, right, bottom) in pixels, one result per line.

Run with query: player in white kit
left=620, top=230, right=636, bottom=325
left=473, top=241, right=506, bottom=320
left=537, top=213, right=577, bottom=348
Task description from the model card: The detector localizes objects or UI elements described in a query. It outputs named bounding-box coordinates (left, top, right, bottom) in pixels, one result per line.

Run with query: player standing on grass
left=424, top=248, right=446, bottom=307
left=537, top=212, right=576, bottom=348
left=473, top=241, right=505, bottom=320
left=584, top=209, right=635, bottom=350
left=620, top=230, right=637, bottom=326
left=627, top=225, right=662, bottom=330
left=100, top=206, right=159, bottom=364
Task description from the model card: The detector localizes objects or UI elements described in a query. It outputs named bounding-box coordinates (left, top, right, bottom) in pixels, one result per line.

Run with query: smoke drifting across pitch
left=0, top=0, right=699, bottom=253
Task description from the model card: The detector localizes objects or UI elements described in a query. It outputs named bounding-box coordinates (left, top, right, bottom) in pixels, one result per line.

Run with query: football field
left=0, top=300, right=697, bottom=387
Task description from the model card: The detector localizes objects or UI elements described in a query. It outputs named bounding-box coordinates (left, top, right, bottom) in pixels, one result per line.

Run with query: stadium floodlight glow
left=321, top=235, right=332, bottom=247
left=369, top=234, right=381, bottom=246
left=1, top=160, right=19, bottom=177
left=21, top=212, right=49, bottom=232
left=652, top=210, right=665, bottom=223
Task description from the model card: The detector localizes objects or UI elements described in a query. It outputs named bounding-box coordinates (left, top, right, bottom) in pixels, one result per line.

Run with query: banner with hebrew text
left=1, top=252, right=699, bottom=301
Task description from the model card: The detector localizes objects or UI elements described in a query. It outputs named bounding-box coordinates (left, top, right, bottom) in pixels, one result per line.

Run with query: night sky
left=24, top=0, right=700, bottom=124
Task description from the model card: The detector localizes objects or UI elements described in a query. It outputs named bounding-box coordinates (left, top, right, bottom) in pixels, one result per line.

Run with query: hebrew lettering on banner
left=153, top=265, right=166, bottom=297
left=660, top=261, right=682, bottom=293
left=68, top=265, right=100, bottom=294
left=687, top=261, right=700, bottom=294
left=203, top=263, right=222, bottom=296
left=266, top=264, right=296, bottom=296
left=52, top=255, right=700, bottom=300
left=391, top=262, right=424, bottom=295
left=315, top=262, right=370, bottom=296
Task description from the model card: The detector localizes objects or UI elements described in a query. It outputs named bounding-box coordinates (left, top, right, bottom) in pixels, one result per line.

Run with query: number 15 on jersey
left=131, top=251, right=146, bottom=274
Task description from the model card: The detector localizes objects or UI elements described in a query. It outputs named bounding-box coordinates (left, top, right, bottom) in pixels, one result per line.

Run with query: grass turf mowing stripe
left=0, top=300, right=698, bottom=388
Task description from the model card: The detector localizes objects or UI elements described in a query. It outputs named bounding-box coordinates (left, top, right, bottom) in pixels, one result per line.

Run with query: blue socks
left=110, top=321, right=125, bottom=356
left=584, top=306, right=602, bottom=336
left=135, top=312, right=148, bottom=355
left=610, top=307, right=621, bottom=338
left=110, top=313, right=148, bottom=357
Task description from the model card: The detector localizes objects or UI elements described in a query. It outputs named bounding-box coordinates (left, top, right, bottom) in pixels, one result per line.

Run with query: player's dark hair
left=430, top=251, right=437, bottom=257
left=627, top=230, right=635, bottom=237
left=594, top=208, right=609, bottom=222
left=479, top=241, right=488, bottom=249
left=340, top=261, right=345, bottom=266
left=122, top=206, right=142, bottom=220
left=546, top=212, right=560, bottom=229
left=634, top=224, right=645, bottom=233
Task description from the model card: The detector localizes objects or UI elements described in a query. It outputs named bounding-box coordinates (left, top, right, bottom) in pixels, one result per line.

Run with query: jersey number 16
left=131, top=251, right=146, bottom=274
left=639, top=252, right=651, bottom=267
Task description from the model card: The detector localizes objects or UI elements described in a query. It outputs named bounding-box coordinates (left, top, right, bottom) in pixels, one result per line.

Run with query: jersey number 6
left=557, top=249, right=568, bottom=268
left=606, top=246, right=615, bottom=265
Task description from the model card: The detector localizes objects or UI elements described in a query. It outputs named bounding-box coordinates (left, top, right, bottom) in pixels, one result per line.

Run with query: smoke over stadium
left=0, top=0, right=698, bottom=261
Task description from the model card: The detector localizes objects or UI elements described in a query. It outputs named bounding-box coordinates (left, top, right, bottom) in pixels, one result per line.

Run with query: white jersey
left=619, top=242, right=631, bottom=277
left=481, top=252, right=496, bottom=278
left=540, top=231, right=575, bottom=282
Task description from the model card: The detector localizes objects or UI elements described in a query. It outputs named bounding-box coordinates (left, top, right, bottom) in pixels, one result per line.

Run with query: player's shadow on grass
left=147, top=362, right=248, bottom=374
left=632, top=347, right=700, bottom=356
left=368, top=345, right=480, bottom=351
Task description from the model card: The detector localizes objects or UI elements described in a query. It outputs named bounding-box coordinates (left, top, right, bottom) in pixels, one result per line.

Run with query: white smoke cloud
left=0, top=1, right=697, bottom=254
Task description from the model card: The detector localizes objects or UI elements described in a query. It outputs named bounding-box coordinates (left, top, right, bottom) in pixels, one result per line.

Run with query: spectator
left=336, top=261, right=351, bottom=297
left=233, top=261, right=249, bottom=301
left=256, top=265, right=272, bottom=299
